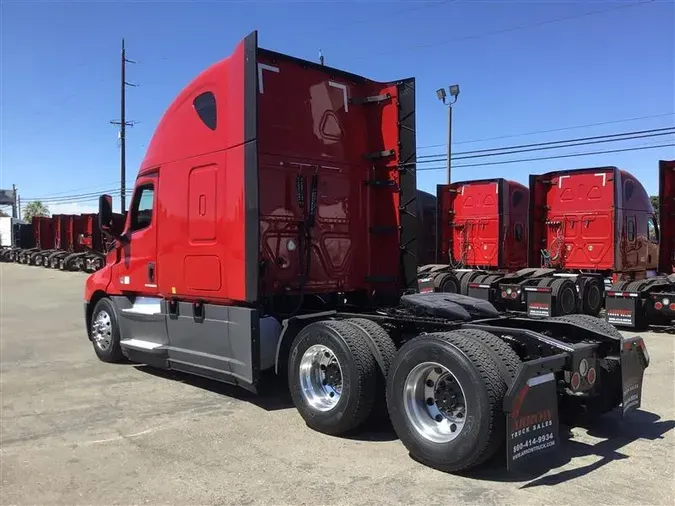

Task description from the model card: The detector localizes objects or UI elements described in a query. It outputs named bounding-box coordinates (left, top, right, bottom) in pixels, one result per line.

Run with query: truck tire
left=459, top=271, right=481, bottom=296
left=434, top=272, right=460, bottom=293
left=581, top=277, right=603, bottom=316
left=386, top=331, right=508, bottom=473
left=89, top=297, right=125, bottom=363
left=344, top=318, right=398, bottom=422
left=551, top=278, right=577, bottom=316
left=288, top=320, right=378, bottom=435
left=549, top=314, right=623, bottom=339
left=452, top=329, right=522, bottom=382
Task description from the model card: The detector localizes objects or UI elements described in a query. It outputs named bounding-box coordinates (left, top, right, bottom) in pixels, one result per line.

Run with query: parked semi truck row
left=83, top=31, right=649, bottom=474
left=0, top=212, right=123, bottom=272
left=418, top=160, right=675, bottom=330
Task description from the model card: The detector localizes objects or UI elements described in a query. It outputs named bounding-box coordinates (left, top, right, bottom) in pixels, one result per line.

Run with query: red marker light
left=670, top=303, right=675, bottom=311
left=501, top=291, right=507, bottom=298
left=570, top=372, right=581, bottom=390
left=587, top=367, right=597, bottom=386
left=655, top=301, right=663, bottom=310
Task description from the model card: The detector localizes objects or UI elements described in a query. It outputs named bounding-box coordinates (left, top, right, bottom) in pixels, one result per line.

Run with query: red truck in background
left=3, top=213, right=123, bottom=272
left=420, top=164, right=673, bottom=329
left=418, top=178, right=532, bottom=305
left=83, top=31, right=649, bottom=475
left=18, top=216, right=57, bottom=265
left=605, top=159, right=675, bottom=328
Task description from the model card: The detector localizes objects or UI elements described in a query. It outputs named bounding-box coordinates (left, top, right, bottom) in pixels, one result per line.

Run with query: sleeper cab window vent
left=193, top=91, right=217, bottom=130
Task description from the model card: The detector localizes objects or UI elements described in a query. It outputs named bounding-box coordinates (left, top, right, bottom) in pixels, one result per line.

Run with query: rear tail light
left=587, top=367, right=597, bottom=386
left=570, top=372, right=581, bottom=390
left=511, top=292, right=518, bottom=299
left=501, top=291, right=507, bottom=298
left=655, top=301, right=663, bottom=310
left=670, top=303, right=675, bottom=311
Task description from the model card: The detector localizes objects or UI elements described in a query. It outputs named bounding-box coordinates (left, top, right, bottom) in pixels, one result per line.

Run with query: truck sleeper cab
left=84, top=31, right=649, bottom=474
left=605, top=160, right=675, bottom=329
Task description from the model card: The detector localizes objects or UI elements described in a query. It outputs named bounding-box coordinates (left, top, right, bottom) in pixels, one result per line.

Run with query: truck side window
left=130, top=185, right=154, bottom=232
left=627, top=218, right=635, bottom=242
left=647, top=217, right=659, bottom=243
left=511, top=190, right=524, bottom=208
left=514, top=223, right=523, bottom=242
left=193, top=91, right=217, bottom=130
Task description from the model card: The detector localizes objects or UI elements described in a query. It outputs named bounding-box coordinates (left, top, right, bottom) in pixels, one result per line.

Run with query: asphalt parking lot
left=1, top=263, right=674, bottom=505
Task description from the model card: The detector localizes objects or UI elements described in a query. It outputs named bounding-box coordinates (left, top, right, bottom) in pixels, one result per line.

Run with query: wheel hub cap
left=299, top=344, right=343, bottom=412
left=403, top=362, right=467, bottom=443
left=92, top=310, right=112, bottom=351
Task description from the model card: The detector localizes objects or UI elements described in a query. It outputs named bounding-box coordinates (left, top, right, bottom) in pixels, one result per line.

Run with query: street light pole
left=436, top=84, right=460, bottom=184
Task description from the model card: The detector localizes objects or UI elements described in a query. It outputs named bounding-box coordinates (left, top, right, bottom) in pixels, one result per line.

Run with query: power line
left=24, top=187, right=127, bottom=201
left=418, top=112, right=675, bottom=149
left=355, top=0, right=656, bottom=59
left=416, top=128, right=675, bottom=162
left=22, top=189, right=121, bottom=203
left=22, top=129, right=674, bottom=202
left=417, top=142, right=675, bottom=172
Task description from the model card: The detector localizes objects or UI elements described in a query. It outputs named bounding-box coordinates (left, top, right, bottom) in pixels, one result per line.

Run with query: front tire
left=387, top=331, right=508, bottom=473
left=90, top=297, right=125, bottom=363
left=288, top=320, right=378, bottom=435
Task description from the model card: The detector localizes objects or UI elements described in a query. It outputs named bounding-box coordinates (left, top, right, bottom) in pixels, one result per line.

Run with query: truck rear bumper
left=503, top=336, right=649, bottom=470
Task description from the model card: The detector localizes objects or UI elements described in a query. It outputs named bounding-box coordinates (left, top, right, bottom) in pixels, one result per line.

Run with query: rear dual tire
left=288, top=319, right=394, bottom=435
left=386, top=330, right=521, bottom=473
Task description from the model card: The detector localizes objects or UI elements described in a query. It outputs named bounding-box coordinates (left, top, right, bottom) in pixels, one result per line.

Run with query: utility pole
left=110, top=38, right=136, bottom=214
left=17, top=194, right=21, bottom=220
left=435, top=84, right=460, bottom=183
left=11, top=184, right=17, bottom=219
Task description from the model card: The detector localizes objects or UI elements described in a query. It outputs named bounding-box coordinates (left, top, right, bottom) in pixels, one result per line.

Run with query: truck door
left=113, top=174, right=158, bottom=294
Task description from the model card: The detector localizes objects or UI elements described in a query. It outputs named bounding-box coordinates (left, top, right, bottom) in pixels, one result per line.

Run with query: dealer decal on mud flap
left=504, top=364, right=562, bottom=470
left=524, top=287, right=552, bottom=318
left=620, top=337, right=649, bottom=416
left=417, top=277, right=434, bottom=294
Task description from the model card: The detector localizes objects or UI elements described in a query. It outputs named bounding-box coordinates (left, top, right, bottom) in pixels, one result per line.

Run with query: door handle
left=147, top=262, right=155, bottom=283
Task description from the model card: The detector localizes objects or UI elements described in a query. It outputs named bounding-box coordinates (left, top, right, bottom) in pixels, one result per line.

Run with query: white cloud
left=46, top=202, right=99, bottom=215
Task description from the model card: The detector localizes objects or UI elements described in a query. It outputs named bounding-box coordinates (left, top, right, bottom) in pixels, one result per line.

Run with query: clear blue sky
left=1, top=0, right=673, bottom=215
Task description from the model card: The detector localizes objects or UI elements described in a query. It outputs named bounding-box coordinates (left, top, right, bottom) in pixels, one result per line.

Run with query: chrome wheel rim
left=92, top=310, right=113, bottom=351
left=299, top=344, right=343, bottom=412
left=403, top=361, right=467, bottom=443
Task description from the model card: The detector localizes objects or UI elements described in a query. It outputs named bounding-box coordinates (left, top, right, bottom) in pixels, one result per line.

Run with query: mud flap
left=524, top=286, right=552, bottom=317
left=417, top=277, right=435, bottom=294
left=620, top=336, right=649, bottom=415
left=503, top=354, right=566, bottom=471
left=467, top=282, right=491, bottom=302
left=605, top=292, right=640, bottom=327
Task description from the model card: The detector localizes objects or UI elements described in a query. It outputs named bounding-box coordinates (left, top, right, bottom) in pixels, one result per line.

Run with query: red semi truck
left=605, top=159, right=675, bottom=328
left=417, top=178, right=533, bottom=307
left=18, top=216, right=56, bottom=264
left=422, top=167, right=660, bottom=321
left=84, top=31, right=649, bottom=474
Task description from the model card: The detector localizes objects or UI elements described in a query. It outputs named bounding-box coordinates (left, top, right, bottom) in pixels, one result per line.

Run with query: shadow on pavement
left=461, top=410, right=675, bottom=486
left=134, top=365, right=295, bottom=412
left=134, top=365, right=400, bottom=442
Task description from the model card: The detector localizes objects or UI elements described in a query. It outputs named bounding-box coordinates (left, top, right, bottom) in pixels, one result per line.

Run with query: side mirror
left=98, top=194, right=123, bottom=239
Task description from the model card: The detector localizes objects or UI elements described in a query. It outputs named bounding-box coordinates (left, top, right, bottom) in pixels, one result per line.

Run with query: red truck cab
left=84, top=30, right=418, bottom=386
